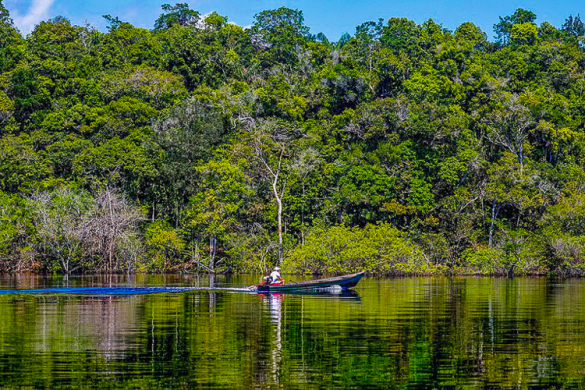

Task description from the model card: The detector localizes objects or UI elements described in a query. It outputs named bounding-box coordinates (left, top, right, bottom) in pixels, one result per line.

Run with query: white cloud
left=12, top=0, right=56, bottom=34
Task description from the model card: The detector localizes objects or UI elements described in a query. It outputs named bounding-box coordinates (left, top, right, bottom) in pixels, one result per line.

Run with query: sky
left=3, top=0, right=584, bottom=39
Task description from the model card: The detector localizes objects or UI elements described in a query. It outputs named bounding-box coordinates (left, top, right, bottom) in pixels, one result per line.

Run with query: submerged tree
left=81, top=188, right=143, bottom=272
left=27, top=188, right=92, bottom=274
left=27, top=187, right=143, bottom=273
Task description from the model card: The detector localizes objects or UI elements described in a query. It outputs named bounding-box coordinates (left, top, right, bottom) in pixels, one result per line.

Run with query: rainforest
left=1, top=3, right=585, bottom=276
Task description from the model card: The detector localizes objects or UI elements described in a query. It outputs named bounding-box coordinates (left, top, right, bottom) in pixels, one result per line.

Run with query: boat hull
left=256, top=272, right=365, bottom=293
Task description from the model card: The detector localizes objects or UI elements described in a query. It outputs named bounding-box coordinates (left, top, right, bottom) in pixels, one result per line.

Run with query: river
left=0, top=274, right=583, bottom=388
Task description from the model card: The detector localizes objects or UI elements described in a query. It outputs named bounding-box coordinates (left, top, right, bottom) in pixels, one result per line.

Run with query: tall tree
left=562, top=14, right=585, bottom=38
left=184, top=159, right=252, bottom=270
left=0, top=1, right=23, bottom=73
left=251, top=120, right=293, bottom=265
left=151, top=99, right=226, bottom=223
left=153, top=3, right=200, bottom=32
left=250, top=7, right=309, bottom=66
left=494, top=8, right=536, bottom=45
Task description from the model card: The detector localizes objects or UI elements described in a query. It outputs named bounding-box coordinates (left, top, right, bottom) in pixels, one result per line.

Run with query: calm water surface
left=0, top=275, right=584, bottom=388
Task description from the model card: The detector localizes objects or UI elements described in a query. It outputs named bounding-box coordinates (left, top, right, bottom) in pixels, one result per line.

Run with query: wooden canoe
left=256, top=271, right=365, bottom=293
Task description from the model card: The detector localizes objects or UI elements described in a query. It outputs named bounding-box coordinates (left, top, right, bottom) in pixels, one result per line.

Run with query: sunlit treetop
left=153, top=3, right=200, bottom=32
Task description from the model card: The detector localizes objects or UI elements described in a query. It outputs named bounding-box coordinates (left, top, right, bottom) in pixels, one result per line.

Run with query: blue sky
left=4, top=0, right=584, bottom=39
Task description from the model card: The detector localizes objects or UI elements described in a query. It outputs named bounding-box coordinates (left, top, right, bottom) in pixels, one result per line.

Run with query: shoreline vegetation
left=2, top=4, right=585, bottom=276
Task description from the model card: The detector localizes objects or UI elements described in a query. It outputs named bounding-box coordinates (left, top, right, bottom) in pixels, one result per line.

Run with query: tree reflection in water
left=0, top=275, right=583, bottom=388
left=263, top=293, right=284, bottom=385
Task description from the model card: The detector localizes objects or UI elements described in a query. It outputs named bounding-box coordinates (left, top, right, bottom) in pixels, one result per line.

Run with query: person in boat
left=264, top=266, right=284, bottom=286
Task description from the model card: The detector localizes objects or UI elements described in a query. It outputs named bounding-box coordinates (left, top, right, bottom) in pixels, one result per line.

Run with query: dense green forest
left=1, top=3, right=585, bottom=275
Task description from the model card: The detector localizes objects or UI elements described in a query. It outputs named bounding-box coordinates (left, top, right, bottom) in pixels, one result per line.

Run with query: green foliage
left=463, top=232, right=542, bottom=276
left=184, top=159, right=252, bottom=238
left=143, top=220, right=185, bottom=272
left=99, top=67, right=187, bottom=109
left=0, top=1, right=23, bottom=73
left=562, top=14, right=585, bottom=38
left=159, top=18, right=251, bottom=89
left=538, top=193, right=585, bottom=275
left=150, top=99, right=226, bottom=221
left=72, top=133, right=157, bottom=196
left=0, top=192, right=31, bottom=268
left=1, top=6, right=585, bottom=275
left=0, top=135, right=52, bottom=192
left=494, top=8, right=537, bottom=44
left=9, top=67, right=51, bottom=124
left=510, top=23, right=539, bottom=46
left=455, top=22, right=488, bottom=47
left=0, top=1, right=10, bottom=25
left=285, top=224, right=436, bottom=275
left=153, top=3, right=199, bottom=32
left=250, top=7, right=309, bottom=66
left=381, top=18, right=421, bottom=52
left=461, top=247, right=505, bottom=275
left=99, top=22, right=162, bottom=68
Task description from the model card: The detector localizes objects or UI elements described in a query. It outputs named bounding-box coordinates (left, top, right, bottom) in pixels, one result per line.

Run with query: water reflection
left=0, top=276, right=584, bottom=388
left=262, top=294, right=284, bottom=386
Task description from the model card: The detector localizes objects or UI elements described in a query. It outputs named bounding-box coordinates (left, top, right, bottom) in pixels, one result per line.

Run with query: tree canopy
left=1, top=4, right=585, bottom=275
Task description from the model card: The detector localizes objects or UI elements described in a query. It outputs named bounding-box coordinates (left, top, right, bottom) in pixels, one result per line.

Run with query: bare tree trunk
left=489, top=200, right=499, bottom=248
left=273, top=178, right=284, bottom=265
left=108, top=240, right=115, bottom=272
left=257, top=145, right=287, bottom=265
left=518, top=147, right=524, bottom=174
left=196, top=236, right=201, bottom=273
left=107, top=190, right=114, bottom=272
left=61, top=256, right=69, bottom=275
left=253, top=125, right=290, bottom=267
left=209, top=236, right=216, bottom=271
left=301, top=184, right=305, bottom=246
